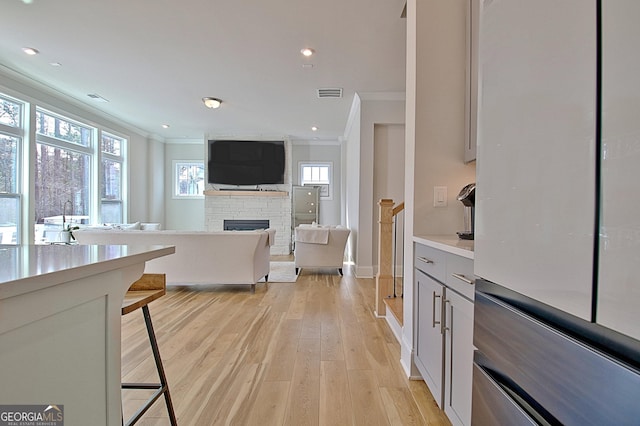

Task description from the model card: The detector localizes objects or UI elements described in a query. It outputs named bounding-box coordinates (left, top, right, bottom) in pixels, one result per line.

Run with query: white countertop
left=413, top=235, right=474, bottom=260
left=0, top=244, right=175, bottom=298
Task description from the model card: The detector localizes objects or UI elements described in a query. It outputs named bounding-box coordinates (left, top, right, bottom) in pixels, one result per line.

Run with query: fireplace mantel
left=204, top=190, right=289, bottom=197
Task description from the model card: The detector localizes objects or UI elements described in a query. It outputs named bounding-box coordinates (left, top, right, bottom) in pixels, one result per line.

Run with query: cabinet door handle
left=442, top=299, right=451, bottom=334
left=418, top=256, right=434, bottom=264
left=447, top=301, right=454, bottom=403
left=432, top=291, right=441, bottom=328
left=451, top=273, right=474, bottom=285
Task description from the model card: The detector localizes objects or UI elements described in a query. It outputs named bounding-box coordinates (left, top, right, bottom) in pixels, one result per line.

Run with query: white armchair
left=294, top=226, right=350, bottom=275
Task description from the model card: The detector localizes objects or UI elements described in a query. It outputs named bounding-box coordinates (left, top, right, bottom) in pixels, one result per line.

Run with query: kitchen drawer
left=415, top=243, right=446, bottom=282
left=446, top=254, right=475, bottom=300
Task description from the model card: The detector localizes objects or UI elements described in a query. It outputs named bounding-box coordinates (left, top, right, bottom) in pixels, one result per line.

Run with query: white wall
left=146, top=139, right=165, bottom=225
left=411, top=1, right=476, bottom=236
left=344, top=95, right=362, bottom=266
left=164, top=142, right=205, bottom=230
left=291, top=141, right=342, bottom=226
left=373, top=123, right=405, bottom=274
left=352, top=94, right=406, bottom=278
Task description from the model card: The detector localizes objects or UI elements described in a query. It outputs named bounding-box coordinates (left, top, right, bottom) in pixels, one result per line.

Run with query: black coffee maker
left=456, top=183, right=476, bottom=240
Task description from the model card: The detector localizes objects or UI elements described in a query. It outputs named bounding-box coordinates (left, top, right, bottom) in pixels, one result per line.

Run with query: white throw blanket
left=266, top=228, right=276, bottom=246
left=295, top=227, right=329, bottom=244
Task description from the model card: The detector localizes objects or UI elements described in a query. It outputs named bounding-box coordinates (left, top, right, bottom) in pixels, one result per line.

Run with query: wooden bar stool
left=122, top=273, right=177, bottom=426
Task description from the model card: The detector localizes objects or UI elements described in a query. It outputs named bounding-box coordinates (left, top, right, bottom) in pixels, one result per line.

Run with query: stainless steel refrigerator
left=473, top=0, right=640, bottom=424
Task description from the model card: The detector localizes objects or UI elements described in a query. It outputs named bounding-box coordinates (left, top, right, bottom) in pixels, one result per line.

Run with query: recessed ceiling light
left=22, top=47, right=39, bottom=55
left=311, top=126, right=318, bottom=131
left=162, top=124, right=170, bottom=129
left=50, top=62, right=62, bottom=67
left=301, top=48, right=315, bottom=57
left=302, top=64, right=314, bottom=69
left=202, top=97, right=222, bottom=109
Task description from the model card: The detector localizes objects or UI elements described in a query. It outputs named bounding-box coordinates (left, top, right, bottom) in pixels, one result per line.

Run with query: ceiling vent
left=87, top=93, right=109, bottom=103
left=317, top=88, right=343, bottom=98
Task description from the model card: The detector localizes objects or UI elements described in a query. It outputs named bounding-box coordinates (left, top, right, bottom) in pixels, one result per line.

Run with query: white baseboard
left=355, top=265, right=374, bottom=278
left=400, top=333, right=422, bottom=379
left=384, top=310, right=402, bottom=344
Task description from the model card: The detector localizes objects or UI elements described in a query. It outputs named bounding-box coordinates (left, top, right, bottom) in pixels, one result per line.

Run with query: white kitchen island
left=0, top=244, right=175, bottom=426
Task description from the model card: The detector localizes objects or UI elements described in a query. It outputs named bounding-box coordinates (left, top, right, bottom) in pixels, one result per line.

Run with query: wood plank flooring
left=121, top=265, right=450, bottom=426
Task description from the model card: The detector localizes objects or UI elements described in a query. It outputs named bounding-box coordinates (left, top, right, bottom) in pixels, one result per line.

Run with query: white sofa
left=294, top=226, right=350, bottom=275
left=74, top=228, right=275, bottom=292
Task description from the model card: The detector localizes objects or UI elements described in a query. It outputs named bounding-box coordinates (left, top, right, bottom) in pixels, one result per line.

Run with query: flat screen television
left=207, top=140, right=285, bottom=185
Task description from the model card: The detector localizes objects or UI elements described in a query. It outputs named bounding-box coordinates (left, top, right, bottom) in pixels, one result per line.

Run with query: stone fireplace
left=205, top=191, right=291, bottom=255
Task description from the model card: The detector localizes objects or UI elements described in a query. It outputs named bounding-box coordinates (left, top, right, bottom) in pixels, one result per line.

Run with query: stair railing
left=376, top=199, right=405, bottom=317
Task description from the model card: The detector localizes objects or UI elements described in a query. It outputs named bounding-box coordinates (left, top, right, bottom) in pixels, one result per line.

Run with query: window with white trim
left=35, top=108, right=93, bottom=229
left=0, top=95, right=23, bottom=244
left=34, top=107, right=127, bottom=239
left=300, top=162, right=332, bottom=200
left=101, top=132, right=125, bottom=223
left=174, top=161, right=205, bottom=198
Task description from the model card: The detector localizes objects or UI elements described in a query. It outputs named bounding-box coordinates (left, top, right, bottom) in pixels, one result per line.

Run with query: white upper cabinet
left=474, top=0, right=597, bottom=320
left=597, top=0, right=640, bottom=340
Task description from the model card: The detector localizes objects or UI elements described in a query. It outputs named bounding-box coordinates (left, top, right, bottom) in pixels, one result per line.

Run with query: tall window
left=174, top=161, right=204, bottom=198
left=35, top=109, right=92, bottom=230
left=300, top=162, right=332, bottom=200
left=33, top=107, right=127, bottom=240
left=101, top=132, right=125, bottom=223
left=0, top=95, right=23, bottom=244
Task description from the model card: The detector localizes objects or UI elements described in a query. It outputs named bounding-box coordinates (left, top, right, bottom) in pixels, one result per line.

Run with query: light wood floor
left=121, top=265, right=450, bottom=426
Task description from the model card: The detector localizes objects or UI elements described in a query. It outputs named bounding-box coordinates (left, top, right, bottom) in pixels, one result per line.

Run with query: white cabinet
left=444, top=289, right=474, bottom=426
left=415, top=241, right=474, bottom=426
left=597, top=0, right=640, bottom=340
left=292, top=185, right=319, bottom=228
left=475, top=0, right=640, bottom=341
left=415, top=269, right=444, bottom=402
left=474, top=0, right=597, bottom=321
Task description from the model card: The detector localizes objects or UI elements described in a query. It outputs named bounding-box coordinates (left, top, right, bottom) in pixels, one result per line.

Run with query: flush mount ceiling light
left=162, top=124, right=170, bottom=129
left=311, top=126, right=318, bottom=131
left=22, top=47, right=39, bottom=55
left=300, top=48, right=315, bottom=57
left=202, top=97, right=222, bottom=109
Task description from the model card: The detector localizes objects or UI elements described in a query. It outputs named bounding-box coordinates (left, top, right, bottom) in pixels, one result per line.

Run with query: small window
left=174, top=161, right=204, bottom=198
left=300, top=162, right=332, bottom=200
left=101, top=132, right=122, bottom=156
left=0, top=97, right=22, bottom=127
left=36, top=109, right=93, bottom=147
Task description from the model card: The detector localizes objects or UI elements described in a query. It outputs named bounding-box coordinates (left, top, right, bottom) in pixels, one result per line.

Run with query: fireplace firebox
left=223, top=220, right=270, bottom=231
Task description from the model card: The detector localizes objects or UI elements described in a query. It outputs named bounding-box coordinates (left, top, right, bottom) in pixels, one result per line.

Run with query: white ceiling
left=1, top=0, right=407, bottom=142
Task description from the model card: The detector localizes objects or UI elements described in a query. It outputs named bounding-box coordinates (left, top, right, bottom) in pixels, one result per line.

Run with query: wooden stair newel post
left=376, top=199, right=394, bottom=316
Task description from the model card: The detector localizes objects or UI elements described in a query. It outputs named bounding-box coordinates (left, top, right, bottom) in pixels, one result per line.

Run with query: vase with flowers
left=61, top=200, right=80, bottom=243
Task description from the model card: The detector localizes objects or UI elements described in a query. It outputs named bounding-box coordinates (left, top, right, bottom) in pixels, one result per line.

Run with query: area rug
left=259, top=261, right=298, bottom=283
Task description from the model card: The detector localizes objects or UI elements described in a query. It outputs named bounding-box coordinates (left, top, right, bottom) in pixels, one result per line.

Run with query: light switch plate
left=434, top=186, right=447, bottom=207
